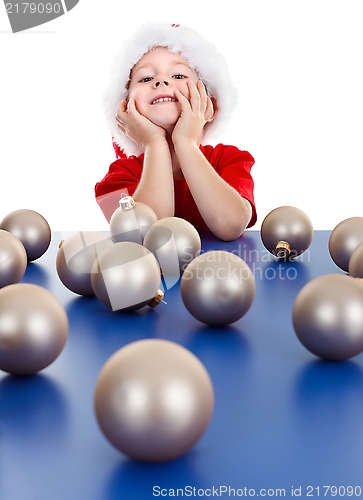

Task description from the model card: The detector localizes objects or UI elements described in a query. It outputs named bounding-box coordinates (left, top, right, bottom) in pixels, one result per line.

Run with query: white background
left=0, top=1, right=362, bottom=231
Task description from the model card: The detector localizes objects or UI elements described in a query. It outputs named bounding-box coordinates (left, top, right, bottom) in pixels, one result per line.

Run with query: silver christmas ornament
left=56, top=231, right=114, bottom=296
left=349, top=241, right=363, bottom=280
left=180, top=250, right=256, bottom=326
left=0, top=283, right=69, bottom=375
left=0, top=208, right=51, bottom=262
left=261, top=206, right=313, bottom=259
left=94, top=338, right=214, bottom=462
left=110, top=195, right=158, bottom=244
left=91, top=241, right=163, bottom=311
left=292, top=274, right=363, bottom=360
left=143, top=217, right=201, bottom=286
left=0, top=229, right=27, bottom=288
left=329, top=217, right=363, bottom=272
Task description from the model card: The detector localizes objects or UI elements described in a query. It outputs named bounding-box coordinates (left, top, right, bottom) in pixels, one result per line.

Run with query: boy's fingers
left=115, top=115, right=126, bottom=128
left=117, top=123, right=126, bottom=134
left=128, top=99, right=144, bottom=119
left=188, top=80, right=201, bottom=111
left=175, top=89, right=189, bottom=111
left=116, top=100, right=128, bottom=117
left=176, top=88, right=188, bottom=100
left=116, top=99, right=142, bottom=128
left=197, top=80, right=208, bottom=110
left=127, top=98, right=136, bottom=113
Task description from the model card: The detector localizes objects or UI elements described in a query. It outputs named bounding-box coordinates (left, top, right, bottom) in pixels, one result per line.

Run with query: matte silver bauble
left=0, top=208, right=51, bottom=262
left=110, top=195, right=158, bottom=244
left=56, top=231, right=114, bottom=296
left=0, top=229, right=27, bottom=288
left=329, top=217, right=363, bottom=272
left=261, top=206, right=313, bottom=259
left=91, top=241, right=163, bottom=311
left=180, top=250, right=256, bottom=326
left=292, top=274, right=363, bottom=360
left=94, top=339, right=214, bottom=462
left=0, top=283, right=69, bottom=374
left=143, top=217, right=201, bottom=284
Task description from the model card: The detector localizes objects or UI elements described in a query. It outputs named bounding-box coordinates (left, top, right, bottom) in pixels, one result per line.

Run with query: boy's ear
left=206, top=96, right=218, bottom=123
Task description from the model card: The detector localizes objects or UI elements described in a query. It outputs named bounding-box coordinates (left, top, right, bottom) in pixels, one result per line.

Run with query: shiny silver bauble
left=94, top=339, right=214, bottom=462
left=181, top=250, right=256, bottom=326
left=329, top=217, right=363, bottom=272
left=0, top=229, right=27, bottom=288
left=110, top=195, right=158, bottom=244
left=261, top=206, right=313, bottom=259
left=292, top=274, right=363, bottom=360
left=0, top=283, right=68, bottom=374
left=0, top=208, right=51, bottom=262
left=91, top=241, right=163, bottom=311
left=56, top=231, right=114, bottom=296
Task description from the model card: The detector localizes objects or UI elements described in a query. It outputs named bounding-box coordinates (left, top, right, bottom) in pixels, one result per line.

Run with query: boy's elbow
left=211, top=218, right=246, bottom=241
left=218, top=223, right=246, bottom=241
left=216, top=200, right=252, bottom=241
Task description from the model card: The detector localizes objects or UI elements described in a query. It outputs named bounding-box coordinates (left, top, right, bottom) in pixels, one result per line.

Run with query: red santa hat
left=103, top=22, right=238, bottom=158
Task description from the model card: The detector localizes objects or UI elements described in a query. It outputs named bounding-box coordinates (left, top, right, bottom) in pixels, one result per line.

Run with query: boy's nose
left=154, top=80, right=169, bottom=88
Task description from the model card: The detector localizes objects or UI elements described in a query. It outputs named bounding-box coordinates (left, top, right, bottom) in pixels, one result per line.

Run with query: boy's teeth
left=152, top=97, right=176, bottom=104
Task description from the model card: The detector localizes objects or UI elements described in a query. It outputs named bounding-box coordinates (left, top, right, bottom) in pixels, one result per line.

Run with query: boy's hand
left=172, top=80, right=214, bottom=147
left=115, top=99, right=166, bottom=149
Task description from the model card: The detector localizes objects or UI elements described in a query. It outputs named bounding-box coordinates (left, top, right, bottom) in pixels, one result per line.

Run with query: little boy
left=95, top=23, right=256, bottom=241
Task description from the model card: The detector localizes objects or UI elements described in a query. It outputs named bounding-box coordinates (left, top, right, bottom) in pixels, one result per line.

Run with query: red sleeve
left=201, top=144, right=257, bottom=228
left=94, top=155, right=144, bottom=223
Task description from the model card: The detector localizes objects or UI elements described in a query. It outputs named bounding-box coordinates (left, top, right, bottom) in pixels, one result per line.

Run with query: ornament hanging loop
left=119, top=194, right=136, bottom=211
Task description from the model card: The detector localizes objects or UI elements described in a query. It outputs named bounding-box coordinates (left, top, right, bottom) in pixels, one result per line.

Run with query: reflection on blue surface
left=296, top=358, right=363, bottom=394
left=65, top=295, right=162, bottom=352
left=103, top=454, right=206, bottom=499
left=184, top=324, right=252, bottom=386
left=288, top=360, right=363, bottom=483
left=21, top=262, right=50, bottom=288
left=0, top=373, right=69, bottom=442
left=294, top=359, right=363, bottom=421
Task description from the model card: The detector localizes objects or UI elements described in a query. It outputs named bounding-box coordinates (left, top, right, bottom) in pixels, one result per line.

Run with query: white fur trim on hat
left=103, top=22, right=238, bottom=158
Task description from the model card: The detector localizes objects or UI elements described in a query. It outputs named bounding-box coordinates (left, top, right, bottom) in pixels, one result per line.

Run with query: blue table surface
left=1, top=230, right=363, bottom=500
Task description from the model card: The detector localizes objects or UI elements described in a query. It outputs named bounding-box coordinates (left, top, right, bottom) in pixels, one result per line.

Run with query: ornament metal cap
left=274, top=240, right=291, bottom=259
left=119, top=195, right=136, bottom=211
left=148, top=289, right=165, bottom=308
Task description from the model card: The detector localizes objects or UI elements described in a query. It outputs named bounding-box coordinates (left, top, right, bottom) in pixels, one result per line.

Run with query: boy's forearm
left=133, top=140, right=175, bottom=219
left=175, top=141, right=252, bottom=241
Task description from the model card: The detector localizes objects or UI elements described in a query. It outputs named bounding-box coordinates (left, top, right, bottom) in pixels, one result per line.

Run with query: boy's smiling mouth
left=151, top=94, right=178, bottom=105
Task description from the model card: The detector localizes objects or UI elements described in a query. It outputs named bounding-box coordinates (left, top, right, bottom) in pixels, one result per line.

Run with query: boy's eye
left=140, top=76, right=153, bottom=83
left=138, top=74, right=187, bottom=83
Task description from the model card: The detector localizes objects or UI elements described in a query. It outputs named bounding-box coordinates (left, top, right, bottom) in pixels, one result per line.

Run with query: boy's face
left=127, top=47, right=199, bottom=133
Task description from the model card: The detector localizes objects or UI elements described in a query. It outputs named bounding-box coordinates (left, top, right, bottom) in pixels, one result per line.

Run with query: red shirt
left=95, top=143, right=257, bottom=230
